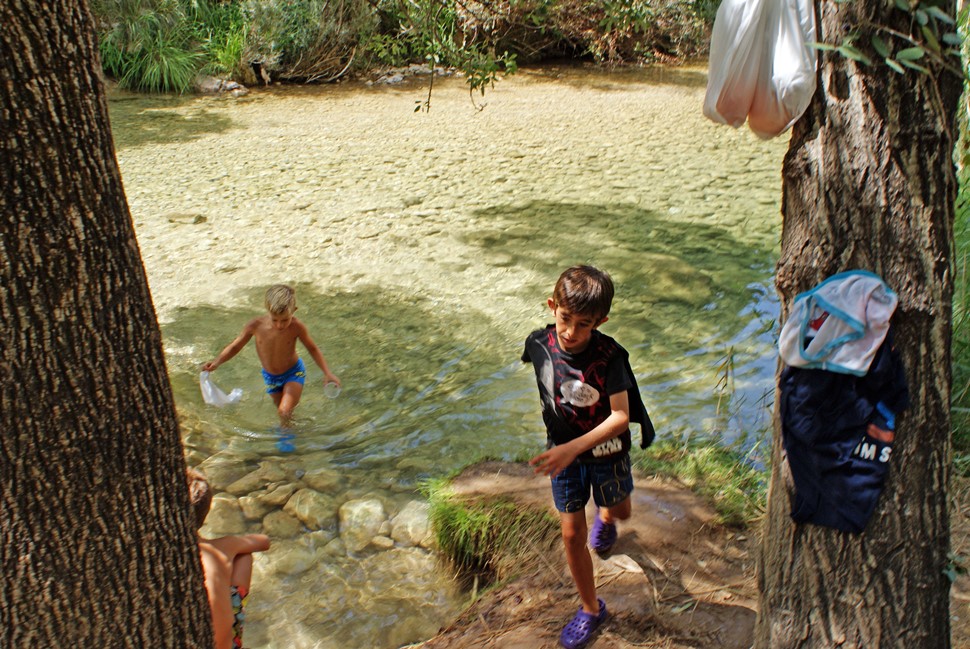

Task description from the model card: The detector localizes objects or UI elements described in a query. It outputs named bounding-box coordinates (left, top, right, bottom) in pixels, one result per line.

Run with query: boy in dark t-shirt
left=523, top=265, right=654, bottom=649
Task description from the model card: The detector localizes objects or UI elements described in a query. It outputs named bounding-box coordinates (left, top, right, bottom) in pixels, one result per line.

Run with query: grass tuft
left=422, top=477, right=560, bottom=585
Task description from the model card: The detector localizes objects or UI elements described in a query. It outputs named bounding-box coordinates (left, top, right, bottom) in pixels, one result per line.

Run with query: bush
left=94, top=0, right=203, bottom=93
left=241, top=0, right=376, bottom=83
left=185, top=0, right=248, bottom=79
left=454, top=0, right=712, bottom=65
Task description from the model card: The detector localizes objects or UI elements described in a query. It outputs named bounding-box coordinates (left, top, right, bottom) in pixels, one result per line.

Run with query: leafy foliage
left=91, top=0, right=715, bottom=94
left=811, top=1, right=962, bottom=77
left=184, top=0, right=247, bottom=78
left=94, top=0, right=203, bottom=93
left=241, top=0, right=374, bottom=83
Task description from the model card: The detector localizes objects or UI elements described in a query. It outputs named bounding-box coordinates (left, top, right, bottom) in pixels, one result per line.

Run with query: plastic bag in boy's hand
left=199, top=371, right=243, bottom=407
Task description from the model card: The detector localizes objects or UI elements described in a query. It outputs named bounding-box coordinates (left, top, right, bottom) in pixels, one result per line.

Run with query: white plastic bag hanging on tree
left=199, top=371, right=243, bottom=407
left=703, top=0, right=769, bottom=127
left=747, top=0, right=817, bottom=139
left=704, top=0, right=817, bottom=139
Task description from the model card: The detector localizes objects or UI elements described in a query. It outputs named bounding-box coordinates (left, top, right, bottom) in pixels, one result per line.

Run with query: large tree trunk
left=756, top=1, right=962, bottom=647
left=0, top=2, right=212, bottom=646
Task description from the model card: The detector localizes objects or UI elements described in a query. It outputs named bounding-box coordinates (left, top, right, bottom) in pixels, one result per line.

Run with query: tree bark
left=0, top=2, right=212, bottom=646
left=755, top=1, right=961, bottom=647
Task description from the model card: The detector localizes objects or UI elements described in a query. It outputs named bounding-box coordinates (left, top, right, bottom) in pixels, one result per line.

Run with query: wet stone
left=262, top=510, right=304, bottom=538
left=284, top=488, right=335, bottom=530
left=259, top=482, right=299, bottom=507
left=391, top=500, right=432, bottom=548
left=339, top=498, right=387, bottom=554
left=203, top=494, right=246, bottom=535
left=238, top=494, right=274, bottom=520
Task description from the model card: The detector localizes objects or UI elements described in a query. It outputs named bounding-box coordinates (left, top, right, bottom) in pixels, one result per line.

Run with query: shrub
left=241, top=0, right=376, bottom=83
left=94, top=0, right=203, bottom=93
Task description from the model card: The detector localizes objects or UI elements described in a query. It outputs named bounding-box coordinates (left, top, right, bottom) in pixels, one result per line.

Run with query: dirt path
left=411, top=462, right=970, bottom=649
left=413, top=461, right=757, bottom=649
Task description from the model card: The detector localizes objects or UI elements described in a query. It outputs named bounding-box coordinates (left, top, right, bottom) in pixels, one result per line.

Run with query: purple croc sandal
left=589, top=508, right=617, bottom=554
left=559, top=598, right=608, bottom=649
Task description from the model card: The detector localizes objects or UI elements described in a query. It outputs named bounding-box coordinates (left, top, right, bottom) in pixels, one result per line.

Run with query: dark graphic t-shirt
left=521, top=326, right=635, bottom=463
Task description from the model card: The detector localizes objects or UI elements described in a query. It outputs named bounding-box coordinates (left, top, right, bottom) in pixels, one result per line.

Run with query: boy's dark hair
left=186, top=467, right=213, bottom=530
left=552, top=265, right=614, bottom=320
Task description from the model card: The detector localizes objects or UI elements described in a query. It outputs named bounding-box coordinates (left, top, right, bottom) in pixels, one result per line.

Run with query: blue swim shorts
left=551, top=453, right=633, bottom=514
left=262, top=358, right=306, bottom=394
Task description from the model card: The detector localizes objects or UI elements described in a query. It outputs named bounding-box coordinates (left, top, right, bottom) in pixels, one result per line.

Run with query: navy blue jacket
left=780, top=329, right=908, bottom=533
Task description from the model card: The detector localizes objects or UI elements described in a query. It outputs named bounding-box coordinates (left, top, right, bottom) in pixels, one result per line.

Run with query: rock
left=197, top=454, right=252, bottom=490
left=339, top=498, right=387, bottom=554
left=238, top=494, right=274, bottom=520
left=260, top=481, right=299, bottom=506
left=391, top=500, right=432, bottom=548
left=283, top=488, right=335, bottom=530
left=195, top=75, right=250, bottom=97
left=227, top=462, right=288, bottom=496
left=267, top=540, right=324, bottom=576
left=262, top=510, right=304, bottom=538
left=371, top=535, right=395, bottom=550
left=202, top=494, right=246, bottom=535
left=323, top=536, right=346, bottom=557
left=226, top=470, right=267, bottom=496
left=302, top=466, right=341, bottom=491
left=377, top=73, right=405, bottom=85
left=256, top=460, right=287, bottom=483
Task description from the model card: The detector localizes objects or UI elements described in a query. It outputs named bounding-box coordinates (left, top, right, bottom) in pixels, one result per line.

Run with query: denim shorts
left=551, top=454, right=633, bottom=514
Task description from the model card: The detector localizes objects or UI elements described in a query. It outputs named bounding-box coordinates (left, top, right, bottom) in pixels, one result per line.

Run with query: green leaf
left=885, top=57, right=906, bottom=73
left=871, top=35, right=890, bottom=58
left=923, top=4, right=955, bottom=24
left=915, top=8, right=929, bottom=25
left=809, top=41, right=838, bottom=51
left=900, top=58, right=930, bottom=73
left=896, top=46, right=925, bottom=60
left=894, top=0, right=910, bottom=10
left=943, top=32, right=963, bottom=46
left=921, top=25, right=941, bottom=53
left=838, top=44, right=873, bottom=65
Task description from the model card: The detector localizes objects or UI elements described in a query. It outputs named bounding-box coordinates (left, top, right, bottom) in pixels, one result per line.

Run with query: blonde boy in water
left=203, top=284, right=340, bottom=425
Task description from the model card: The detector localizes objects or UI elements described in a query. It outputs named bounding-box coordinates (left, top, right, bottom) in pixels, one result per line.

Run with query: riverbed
left=110, top=65, right=787, bottom=648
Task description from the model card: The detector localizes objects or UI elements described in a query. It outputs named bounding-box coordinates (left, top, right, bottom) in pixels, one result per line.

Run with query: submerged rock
left=339, top=498, right=387, bottom=553
left=284, top=488, right=335, bottom=530
left=391, top=500, right=433, bottom=548
left=203, top=493, right=247, bottom=535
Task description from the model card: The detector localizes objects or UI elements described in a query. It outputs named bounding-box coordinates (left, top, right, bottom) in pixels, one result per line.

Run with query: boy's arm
left=202, top=320, right=257, bottom=371
left=295, top=320, right=340, bottom=386
left=529, top=391, right=630, bottom=478
left=209, top=533, right=271, bottom=558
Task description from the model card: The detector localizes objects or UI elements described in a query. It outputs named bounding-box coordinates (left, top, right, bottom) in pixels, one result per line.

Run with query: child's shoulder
left=591, top=330, right=627, bottom=357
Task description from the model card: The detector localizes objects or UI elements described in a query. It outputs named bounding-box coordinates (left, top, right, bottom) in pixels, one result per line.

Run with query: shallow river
left=110, top=65, right=787, bottom=649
